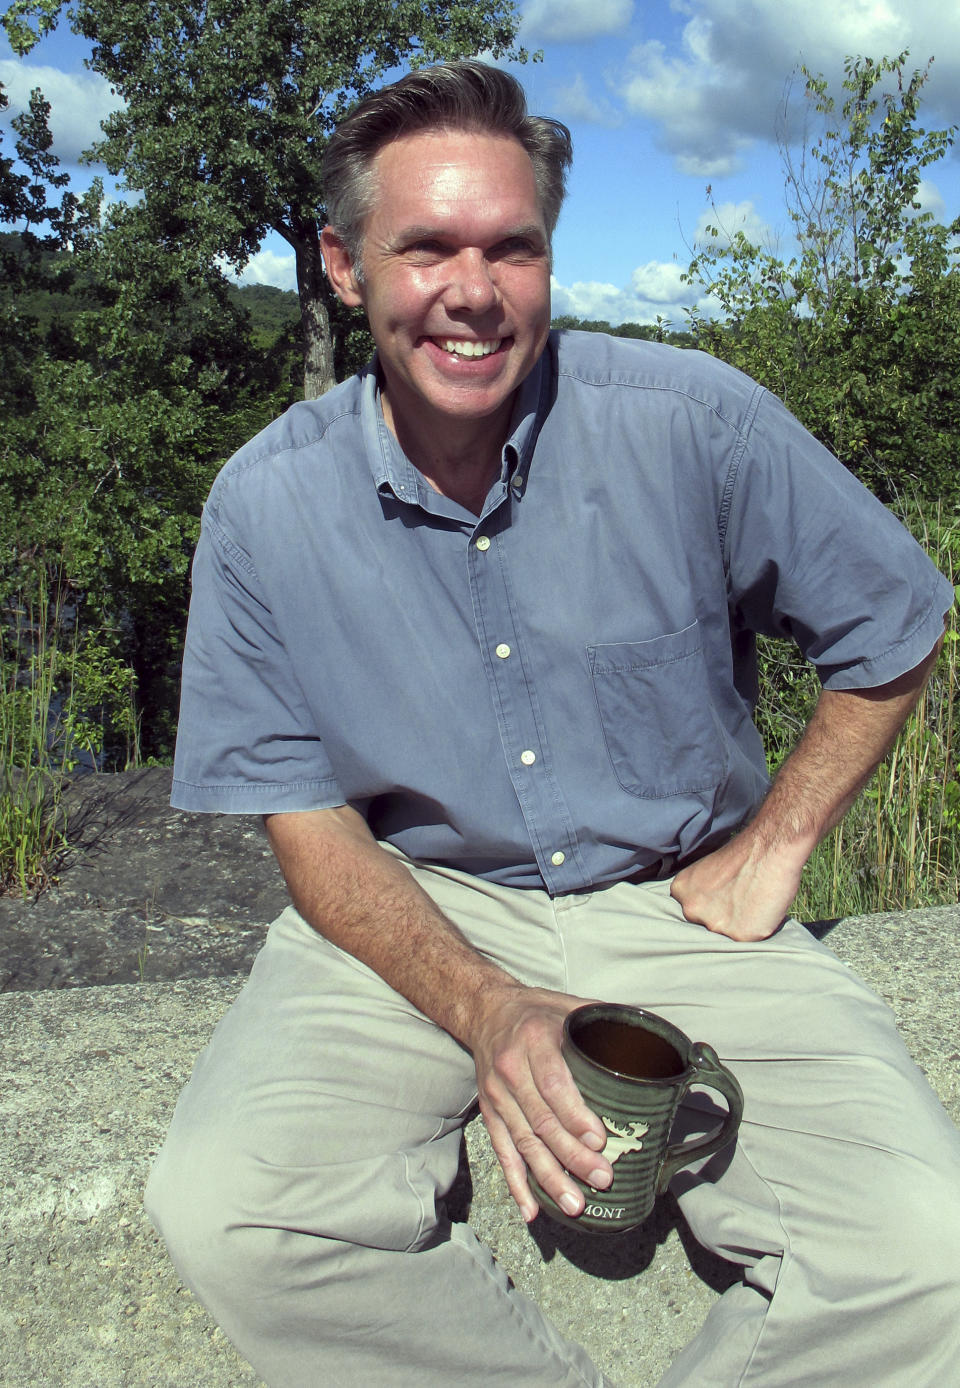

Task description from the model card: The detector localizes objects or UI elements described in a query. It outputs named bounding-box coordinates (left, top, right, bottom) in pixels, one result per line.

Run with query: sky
left=2, top=0, right=959, bottom=328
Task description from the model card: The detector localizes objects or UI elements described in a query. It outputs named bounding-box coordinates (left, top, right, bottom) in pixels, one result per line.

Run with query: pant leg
left=149, top=861, right=960, bottom=1387
left=552, top=878, right=960, bottom=1387
left=145, top=903, right=607, bottom=1388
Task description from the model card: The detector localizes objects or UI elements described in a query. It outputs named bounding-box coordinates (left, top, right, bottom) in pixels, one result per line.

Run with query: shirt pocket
left=588, top=622, right=728, bottom=798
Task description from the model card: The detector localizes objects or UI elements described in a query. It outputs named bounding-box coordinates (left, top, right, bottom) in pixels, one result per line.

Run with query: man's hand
left=670, top=830, right=805, bottom=942
left=465, top=985, right=613, bottom=1223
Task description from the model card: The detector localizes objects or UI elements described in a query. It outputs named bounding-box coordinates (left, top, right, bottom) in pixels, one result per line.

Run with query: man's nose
left=443, top=248, right=501, bottom=312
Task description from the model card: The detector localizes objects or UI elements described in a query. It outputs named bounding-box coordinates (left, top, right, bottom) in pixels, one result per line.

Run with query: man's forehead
left=368, top=130, right=545, bottom=230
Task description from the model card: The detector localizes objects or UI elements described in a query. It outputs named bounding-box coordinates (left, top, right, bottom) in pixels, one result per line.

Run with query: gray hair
left=322, top=61, right=573, bottom=275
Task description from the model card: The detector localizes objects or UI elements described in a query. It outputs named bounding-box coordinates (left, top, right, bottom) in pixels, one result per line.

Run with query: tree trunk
left=294, top=225, right=336, bottom=399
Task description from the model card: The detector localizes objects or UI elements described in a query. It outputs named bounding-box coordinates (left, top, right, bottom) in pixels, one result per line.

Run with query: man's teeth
left=439, top=339, right=501, bottom=358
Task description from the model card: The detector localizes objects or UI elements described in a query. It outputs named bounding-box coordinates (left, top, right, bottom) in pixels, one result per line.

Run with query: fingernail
left=589, top=1167, right=612, bottom=1189
left=560, top=1192, right=582, bottom=1216
left=581, top=1131, right=604, bottom=1151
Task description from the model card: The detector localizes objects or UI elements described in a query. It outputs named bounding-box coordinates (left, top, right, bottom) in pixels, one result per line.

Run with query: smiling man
left=147, top=62, right=960, bottom=1387
left=322, top=126, right=552, bottom=505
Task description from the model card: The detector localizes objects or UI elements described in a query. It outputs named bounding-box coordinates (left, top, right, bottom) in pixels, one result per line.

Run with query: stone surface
left=1, top=770, right=958, bottom=1386
left=0, top=981, right=261, bottom=1388
left=0, top=768, right=287, bottom=992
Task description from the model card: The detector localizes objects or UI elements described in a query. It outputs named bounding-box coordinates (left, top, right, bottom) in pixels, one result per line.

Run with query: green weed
left=758, top=500, right=959, bottom=921
left=0, top=583, right=140, bottom=896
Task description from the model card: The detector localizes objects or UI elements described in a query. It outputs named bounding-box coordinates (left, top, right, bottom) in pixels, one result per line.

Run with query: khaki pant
left=146, top=860, right=960, bottom=1386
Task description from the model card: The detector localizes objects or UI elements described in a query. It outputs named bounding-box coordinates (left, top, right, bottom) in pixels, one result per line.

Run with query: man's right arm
left=263, top=805, right=613, bottom=1221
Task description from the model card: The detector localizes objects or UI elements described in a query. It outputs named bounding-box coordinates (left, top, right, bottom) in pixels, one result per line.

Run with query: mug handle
left=657, top=1042, right=744, bottom=1192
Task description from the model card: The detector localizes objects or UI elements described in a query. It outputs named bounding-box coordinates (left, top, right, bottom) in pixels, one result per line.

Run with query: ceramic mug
left=528, top=1003, right=743, bottom=1235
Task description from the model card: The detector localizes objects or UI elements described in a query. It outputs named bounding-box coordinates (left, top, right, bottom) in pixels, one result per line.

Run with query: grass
left=0, top=582, right=141, bottom=897
left=0, top=597, right=69, bottom=896
left=757, top=500, right=960, bottom=922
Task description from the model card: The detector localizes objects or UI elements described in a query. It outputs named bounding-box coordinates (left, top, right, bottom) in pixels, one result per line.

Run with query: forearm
left=263, top=804, right=612, bottom=1219
left=672, top=638, right=941, bottom=938
left=747, top=643, right=941, bottom=861
left=263, top=804, right=521, bottom=1047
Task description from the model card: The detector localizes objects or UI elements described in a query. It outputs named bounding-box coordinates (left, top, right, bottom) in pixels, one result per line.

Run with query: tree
left=1, top=83, right=291, bottom=760
left=3, top=0, right=531, bottom=398
left=685, top=54, right=960, bottom=502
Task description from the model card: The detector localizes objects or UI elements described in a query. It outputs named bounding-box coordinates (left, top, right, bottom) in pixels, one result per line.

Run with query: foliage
left=685, top=54, right=960, bottom=504
left=0, top=70, right=377, bottom=765
left=689, top=57, right=960, bottom=916
left=1, top=582, right=138, bottom=896
left=756, top=501, right=959, bottom=920
left=3, top=0, right=532, bottom=397
left=1, top=88, right=294, bottom=761
left=1, top=82, right=101, bottom=413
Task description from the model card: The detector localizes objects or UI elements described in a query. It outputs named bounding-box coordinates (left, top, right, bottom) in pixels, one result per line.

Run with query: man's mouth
left=435, top=338, right=503, bottom=358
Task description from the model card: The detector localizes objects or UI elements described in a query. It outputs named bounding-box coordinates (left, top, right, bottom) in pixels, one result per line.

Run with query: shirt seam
left=717, top=384, right=766, bottom=554
left=554, top=365, right=757, bottom=438
left=172, top=776, right=342, bottom=792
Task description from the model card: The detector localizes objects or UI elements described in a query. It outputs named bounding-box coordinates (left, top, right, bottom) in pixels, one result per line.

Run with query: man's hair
left=322, top=60, right=573, bottom=273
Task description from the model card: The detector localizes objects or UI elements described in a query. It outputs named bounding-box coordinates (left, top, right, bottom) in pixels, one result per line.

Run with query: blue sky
left=3, top=0, right=959, bottom=328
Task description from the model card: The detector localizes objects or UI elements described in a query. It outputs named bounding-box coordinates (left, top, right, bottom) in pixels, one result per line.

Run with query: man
left=147, top=61, right=960, bottom=1386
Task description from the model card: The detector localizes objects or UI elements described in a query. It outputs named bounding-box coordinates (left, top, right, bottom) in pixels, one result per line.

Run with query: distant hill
left=550, top=314, right=695, bottom=348
left=2, top=234, right=301, bottom=346
left=226, top=282, right=301, bottom=345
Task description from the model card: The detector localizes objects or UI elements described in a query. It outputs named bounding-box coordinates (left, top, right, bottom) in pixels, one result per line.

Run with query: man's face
left=323, top=129, right=552, bottom=441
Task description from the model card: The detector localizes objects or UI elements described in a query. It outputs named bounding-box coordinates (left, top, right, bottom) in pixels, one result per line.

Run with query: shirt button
left=495, top=643, right=511, bottom=659
left=520, top=750, right=536, bottom=766
left=551, top=851, right=566, bottom=867
left=511, top=475, right=524, bottom=490
left=476, top=536, right=491, bottom=551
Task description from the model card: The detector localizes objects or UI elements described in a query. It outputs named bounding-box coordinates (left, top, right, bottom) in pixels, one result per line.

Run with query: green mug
left=529, top=1003, right=743, bottom=1235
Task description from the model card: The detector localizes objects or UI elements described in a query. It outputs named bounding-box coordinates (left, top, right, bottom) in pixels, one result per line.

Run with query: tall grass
left=757, top=502, right=959, bottom=921
left=0, top=597, right=69, bottom=896
left=0, top=584, right=140, bottom=897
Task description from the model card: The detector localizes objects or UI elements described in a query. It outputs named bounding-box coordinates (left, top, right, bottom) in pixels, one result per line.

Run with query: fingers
left=670, top=849, right=795, bottom=942
left=481, top=1085, right=613, bottom=1223
left=481, top=1100, right=540, bottom=1222
left=474, top=996, right=614, bottom=1221
left=671, top=876, right=784, bottom=940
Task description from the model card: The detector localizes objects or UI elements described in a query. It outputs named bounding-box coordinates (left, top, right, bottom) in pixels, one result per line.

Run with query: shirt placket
left=467, top=511, right=583, bottom=894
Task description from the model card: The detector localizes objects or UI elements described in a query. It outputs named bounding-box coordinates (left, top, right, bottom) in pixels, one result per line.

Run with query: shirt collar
left=361, top=350, right=549, bottom=516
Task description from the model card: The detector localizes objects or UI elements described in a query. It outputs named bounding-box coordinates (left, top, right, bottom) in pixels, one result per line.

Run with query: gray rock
left=0, top=768, right=287, bottom=992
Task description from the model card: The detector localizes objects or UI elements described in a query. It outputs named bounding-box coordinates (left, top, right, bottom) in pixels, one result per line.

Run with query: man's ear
left=320, top=228, right=363, bottom=307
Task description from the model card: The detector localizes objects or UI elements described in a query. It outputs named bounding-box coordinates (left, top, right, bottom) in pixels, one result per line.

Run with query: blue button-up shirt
left=171, top=332, right=952, bottom=893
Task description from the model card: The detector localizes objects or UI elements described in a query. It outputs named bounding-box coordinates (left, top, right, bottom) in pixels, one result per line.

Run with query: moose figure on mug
left=600, top=1117, right=651, bottom=1165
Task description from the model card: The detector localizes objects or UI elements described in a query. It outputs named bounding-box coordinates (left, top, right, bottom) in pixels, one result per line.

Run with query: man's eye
left=493, top=238, right=541, bottom=260
left=407, top=240, right=446, bottom=259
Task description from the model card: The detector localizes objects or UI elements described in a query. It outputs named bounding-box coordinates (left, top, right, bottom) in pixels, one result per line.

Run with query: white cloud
left=550, top=73, right=621, bottom=126
left=914, top=178, right=946, bottom=220
left=692, top=200, right=774, bottom=250
left=628, top=259, right=690, bottom=304
left=616, top=0, right=960, bottom=178
left=231, top=248, right=298, bottom=293
left=550, top=262, right=708, bottom=326
left=522, top=0, right=634, bottom=44
left=0, top=58, right=121, bottom=163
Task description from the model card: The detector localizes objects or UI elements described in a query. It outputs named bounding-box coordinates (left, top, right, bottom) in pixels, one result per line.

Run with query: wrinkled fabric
left=171, top=331, right=952, bottom=893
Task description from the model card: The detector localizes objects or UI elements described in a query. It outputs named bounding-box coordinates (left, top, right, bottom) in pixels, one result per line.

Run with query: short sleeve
left=723, top=391, right=954, bottom=689
left=171, top=504, right=346, bottom=814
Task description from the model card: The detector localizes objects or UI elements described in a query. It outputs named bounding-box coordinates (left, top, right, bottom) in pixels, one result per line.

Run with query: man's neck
left=381, top=392, right=513, bottom=516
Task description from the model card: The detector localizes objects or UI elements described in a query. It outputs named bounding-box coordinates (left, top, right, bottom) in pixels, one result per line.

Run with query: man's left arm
left=671, top=638, right=943, bottom=941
